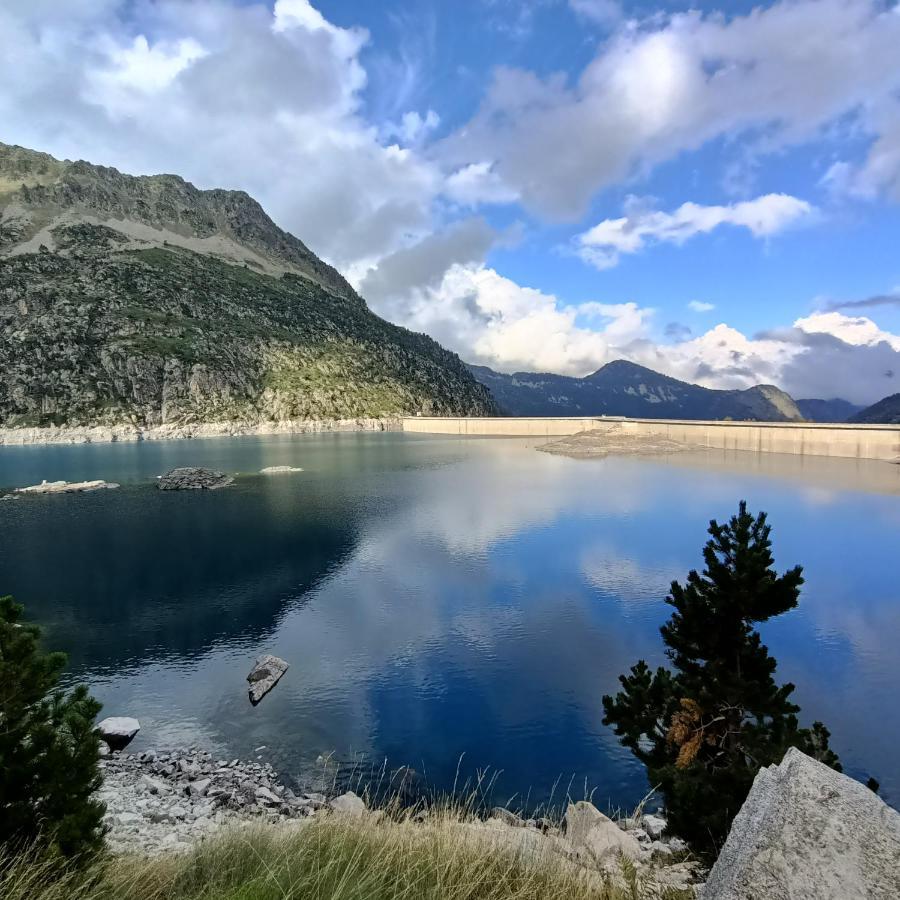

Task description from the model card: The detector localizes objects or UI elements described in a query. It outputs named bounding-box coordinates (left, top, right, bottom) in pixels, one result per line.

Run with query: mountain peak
left=0, top=141, right=354, bottom=300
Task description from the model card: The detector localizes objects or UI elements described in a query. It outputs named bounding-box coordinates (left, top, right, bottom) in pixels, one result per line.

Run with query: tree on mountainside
left=0, top=595, right=106, bottom=859
left=602, top=502, right=840, bottom=854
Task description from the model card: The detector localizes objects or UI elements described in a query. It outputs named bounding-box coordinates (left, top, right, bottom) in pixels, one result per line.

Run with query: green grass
left=0, top=814, right=691, bottom=900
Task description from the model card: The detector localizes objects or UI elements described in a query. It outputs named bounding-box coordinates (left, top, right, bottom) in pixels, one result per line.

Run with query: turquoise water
left=1, top=432, right=898, bottom=811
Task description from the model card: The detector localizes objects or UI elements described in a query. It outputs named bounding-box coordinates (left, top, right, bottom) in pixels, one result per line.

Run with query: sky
left=1, top=0, right=900, bottom=404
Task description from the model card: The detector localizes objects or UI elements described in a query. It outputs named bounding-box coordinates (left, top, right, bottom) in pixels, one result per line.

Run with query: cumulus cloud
left=577, top=193, right=813, bottom=269
left=0, top=0, right=440, bottom=273
left=688, top=301, right=715, bottom=313
left=438, top=0, right=900, bottom=218
left=640, top=312, right=900, bottom=404
left=363, top=260, right=654, bottom=375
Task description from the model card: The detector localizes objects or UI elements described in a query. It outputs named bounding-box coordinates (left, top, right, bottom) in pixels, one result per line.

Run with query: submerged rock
left=15, top=479, right=119, bottom=494
left=247, top=654, right=289, bottom=705
left=260, top=465, right=303, bottom=474
left=703, top=747, right=900, bottom=900
left=157, top=467, right=234, bottom=490
left=98, top=716, right=141, bottom=750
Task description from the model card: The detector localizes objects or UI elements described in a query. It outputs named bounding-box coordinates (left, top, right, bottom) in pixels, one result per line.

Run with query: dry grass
left=0, top=809, right=692, bottom=900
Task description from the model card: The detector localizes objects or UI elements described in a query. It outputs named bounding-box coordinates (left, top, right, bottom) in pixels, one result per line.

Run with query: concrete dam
left=402, top=416, right=900, bottom=463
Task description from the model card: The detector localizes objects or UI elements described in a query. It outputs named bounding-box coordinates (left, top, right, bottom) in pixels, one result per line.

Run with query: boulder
left=703, top=747, right=900, bottom=900
left=247, top=654, right=289, bottom=705
left=97, top=716, right=141, bottom=750
left=642, top=813, right=667, bottom=839
left=329, top=791, right=367, bottom=817
left=490, top=806, right=525, bottom=828
left=564, top=801, right=643, bottom=862
left=157, top=467, right=233, bottom=490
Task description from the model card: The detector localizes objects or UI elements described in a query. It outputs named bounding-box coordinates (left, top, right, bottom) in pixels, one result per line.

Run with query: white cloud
left=638, top=312, right=900, bottom=405
left=688, top=301, right=715, bottom=313
left=445, top=161, right=520, bottom=207
left=439, top=0, right=900, bottom=218
left=0, top=0, right=439, bottom=273
left=366, top=260, right=653, bottom=376
left=577, top=193, right=813, bottom=269
left=568, top=0, right=623, bottom=26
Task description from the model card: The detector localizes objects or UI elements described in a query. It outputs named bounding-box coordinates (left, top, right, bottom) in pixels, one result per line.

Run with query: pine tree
left=0, top=595, right=106, bottom=859
left=602, top=502, right=840, bottom=853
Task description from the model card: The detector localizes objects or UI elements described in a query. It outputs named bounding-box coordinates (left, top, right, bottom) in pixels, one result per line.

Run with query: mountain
left=0, top=143, right=496, bottom=427
left=796, top=398, right=864, bottom=423
left=848, top=393, right=900, bottom=425
left=468, top=360, right=805, bottom=421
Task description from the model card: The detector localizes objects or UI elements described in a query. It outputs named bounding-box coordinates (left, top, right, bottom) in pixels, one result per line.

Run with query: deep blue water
left=1, top=432, right=898, bottom=812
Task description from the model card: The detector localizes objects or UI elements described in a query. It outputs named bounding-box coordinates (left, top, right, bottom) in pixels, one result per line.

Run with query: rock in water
left=247, top=655, right=289, bottom=705
left=157, top=468, right=233, bottom=490
left=260, top=466, right=303, bottom=474
left=703, top=747, right=900, bottom=900
left=16, top=479, right=119, bottom=494
left=98, top=716, right=141, bottom=750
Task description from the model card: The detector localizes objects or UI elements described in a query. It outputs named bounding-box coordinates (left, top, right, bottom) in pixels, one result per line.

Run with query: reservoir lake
left=1, top=432, right=898, bottom=812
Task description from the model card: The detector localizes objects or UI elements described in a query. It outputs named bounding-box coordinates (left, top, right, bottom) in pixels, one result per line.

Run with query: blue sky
left=2, top=0, right=900, bottom=402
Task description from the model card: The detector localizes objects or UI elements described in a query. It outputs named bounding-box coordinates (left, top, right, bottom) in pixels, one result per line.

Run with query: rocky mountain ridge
left=0, top=142, right=496, bottom=427
left=849, top=393, right=900, bottom=425
left=469, top=359, right=807, bottom=422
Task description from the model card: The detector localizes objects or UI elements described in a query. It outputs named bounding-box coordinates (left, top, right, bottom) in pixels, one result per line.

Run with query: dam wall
left=402, top=416, right=900, bottom=462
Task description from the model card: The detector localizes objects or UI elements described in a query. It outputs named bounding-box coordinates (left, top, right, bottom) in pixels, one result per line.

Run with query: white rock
left=565, top=801, right=643, bottom=862
left=703, top=747, right=900, bottom=900
left=642, top=813, right=667, bottom=839
left=97, top=717, right=141, bottom=750
left=260, top=466, right=303, bottom=474
left=329, top=791, right=367, bottom=817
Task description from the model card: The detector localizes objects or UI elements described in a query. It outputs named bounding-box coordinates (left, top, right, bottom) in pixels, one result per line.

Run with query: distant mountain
left=468, top=360, right=805, bottom=422
left=796, top=398, right=864, bottom=423
left=848, top=394, right=900, bottom=425
left=0, top=142, right=496, bottom=427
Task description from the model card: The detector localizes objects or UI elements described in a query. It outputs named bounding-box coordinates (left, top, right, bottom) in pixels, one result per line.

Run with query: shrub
left=602, top=502, right=840, bottom=854
left=0, top=596, right=106, bottom=859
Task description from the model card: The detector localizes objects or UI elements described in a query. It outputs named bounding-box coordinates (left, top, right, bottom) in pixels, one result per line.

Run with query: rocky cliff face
left=470, top=359, right=806, bottom=422
left=0, top=143, right=496, bottom=427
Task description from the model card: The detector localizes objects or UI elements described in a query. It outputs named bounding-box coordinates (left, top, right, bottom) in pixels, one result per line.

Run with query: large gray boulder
left=97, top=716, right=141, bottom=750
left=157, top=468, right=233, bottom=490
left=247, top=654, right=289, bottom=705
left=703, top=747, right=900, bottom=900
left=564, top=801, right=643, bottom=862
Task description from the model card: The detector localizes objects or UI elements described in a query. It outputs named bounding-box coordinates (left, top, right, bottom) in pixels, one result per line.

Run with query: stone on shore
left=703, top=747, right=900, bottom=900
left=15, top=479, right=119, bottom=494
left=260, top=466, right=303, bottom=474
left=642, top=813, right=667, bottom=839
left=247, top=654, right=289, bottom=705
left=98, top=716, right=141, bottom=750
left=564, top=801, right=643, bottom=862
left=329, top=791, right=366, bottom=817
left=157, top=467, right=234, bottom=490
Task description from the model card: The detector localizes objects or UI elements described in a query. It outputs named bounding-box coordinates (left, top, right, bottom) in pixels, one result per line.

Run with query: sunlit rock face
left=0, top=142, right=497, bottom=428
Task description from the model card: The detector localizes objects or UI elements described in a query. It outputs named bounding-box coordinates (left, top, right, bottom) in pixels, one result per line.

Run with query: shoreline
left=0, top=417, right=400, bottom=447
